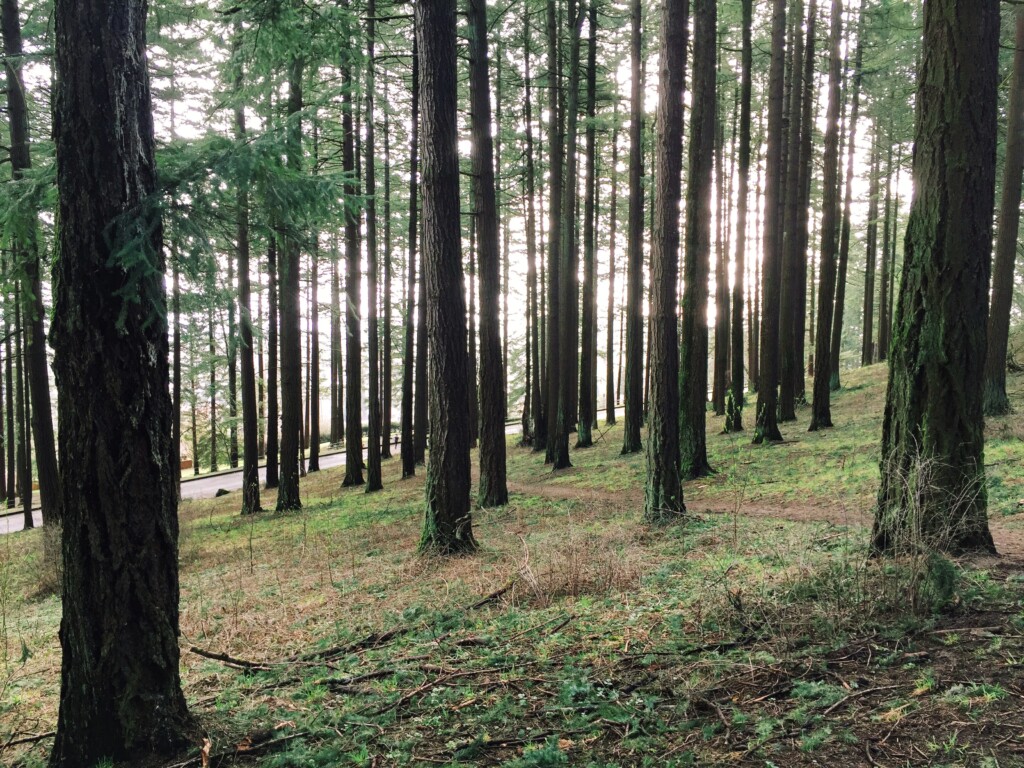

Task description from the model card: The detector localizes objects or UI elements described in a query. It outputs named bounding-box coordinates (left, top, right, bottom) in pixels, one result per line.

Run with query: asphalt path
left=0, top=408, right=616, bottom=535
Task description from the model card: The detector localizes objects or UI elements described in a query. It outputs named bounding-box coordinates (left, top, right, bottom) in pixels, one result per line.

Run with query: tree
left=277, top=55, right=304, bottom=510
left=265, top=235, right=280, bottom=488
left=418, top=0, right=476, bottom=555
left=621, top=0, right=644, bottom=455
left=644, top=0, right=689, bottom=522
left=753, top=0, right=786, bottom=444
left=1, top=0, right=59, bottom=527
left=807, top=0, right=843, bottom=433
left=467, top=0, right=508, bottom=506
left=232, top=27, right=261, bottom=515
left=401, top=43, right=420, bottom=478
left=680, top=0, right=714, bottom=479
left=542, top=0, right=562, bottom=462
left=365, top=1, right=383, bottom=492
left=725, top=0, right=753, bottom=433
left=343, top=49, right=365, bottom=488
left=872, top=0, right=998, bottom=555
left=49, top=0, right=195, bottom=760
left=983, top=9, right=1024, bottom=417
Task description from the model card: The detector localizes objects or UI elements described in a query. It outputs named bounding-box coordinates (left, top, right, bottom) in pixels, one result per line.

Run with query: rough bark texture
left=680, top=0, right=713, bottom=479
left=872, top=0, right=998, bottom=555
left=753, top=0, right=786, bottom=444
left=467, top=0, right=508, bottom=505
left=982, top=11, right=1024, bottom=416
left=50, top=0, right=195, bottom=761
left=2, top=0, right=59, bottom=524
left=343, top=57, right=365, bottom=488
left=725, top=0, right=752, bottom=433
left=542, top=0, right=562, bottom=462
left=644, top=0, right=689, bottom=522
left=807, top=0, right=842, bottom=433
left=418, top=0, right=476, bottom=554
left=277, top=56, right=303, bottom=510
left=622, top=0, right=644, bottom=455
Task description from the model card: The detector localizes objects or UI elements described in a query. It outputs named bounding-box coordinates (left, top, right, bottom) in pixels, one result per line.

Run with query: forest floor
left=3, top=363, right=1024, bottom=768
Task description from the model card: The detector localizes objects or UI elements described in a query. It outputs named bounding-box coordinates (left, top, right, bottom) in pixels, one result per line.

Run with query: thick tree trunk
left=382, top=102, right=393, bottom=459
left=644, top=0, right=689, bottom=522
left=1, top=0, right=59, bottom=525
left=417, top=0, right=476, bottom=554
left=49, top=0, right=195, bottom=759
left=680, top=0, right=713, bottom=479
left=276, top=56, right=303, bottom=510
left=542, top=0, right=562, bottom=462
left=807, top=0, right=843, bottom=432
left=753, top=0, right=786, bottom=444
left=873, top=0, right=998, bottom=555
left=725, top=0, right=753, bottom=433
left=622, top=0, right=644, bottom=455
left=467, top=0, right=508, bottom=505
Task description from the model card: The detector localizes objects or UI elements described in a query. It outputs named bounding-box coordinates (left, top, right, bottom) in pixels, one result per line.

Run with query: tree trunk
left=467, top=0, right=508, bottom=505
left=382, top=97, right=393, bottom=459
left=725, top=0, right=752, bottom=433
left=417, top=0, right=476, bottom=554
left=401, top=42, right=419, bottom=478
left=622, top=0, right=644, bottom=455
left=877, top=124, right=894, bottom=363
left=49, top=0, right=195, bottom=758
left=680, top=0, right=713, bottom=478
left=830, top=0, right=865, bottom=391
left=577, top=0, right=599, bottom=449
left=523, top=25, right=543, bottom=444
left=712, top=56, right=728, bottom=419
left=276, top=56, right=303, bottom=510
left=778, top=0, right=805, bottom=424
left=873, top=0, right=998, bottom=555
left=542, top=0, right=562, bottom=462
left=861, top=137, right=880, bottom=366
left=343, top=55, right=365, bottom=488
left=265, top=235, right=280, bottom=488
left=807, top=0, right=843, bottom=432
left=233, top=31, right=260, bottom=515
left=365, top=3, right=383, bottom=491
left=753, top=0, right=786, bottom=443
left=605, top=120, right=619, bottom=426
left=227, top=251, right=238, bottom=469
left=645, top=0, right=689, bottom=521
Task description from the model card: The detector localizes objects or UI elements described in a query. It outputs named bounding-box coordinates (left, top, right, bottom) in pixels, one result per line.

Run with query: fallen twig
left=190, top=646, right=272, bottom=671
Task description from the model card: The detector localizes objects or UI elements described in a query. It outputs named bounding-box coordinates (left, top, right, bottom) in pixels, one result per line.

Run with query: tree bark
left=49, top=0, right=195, bottom=758
left=365, top=2, right=383, bottom=491
left=807, top=0, right=843, bottom=432
left=401, top=41, right=419, bottom=478
left=861, top=137, right=880, bottom=366
left=753, top=0, right=786, bottom=444
left=622, top=0, right=644, bottom=455
left=343, top=53, right=365, bottom=488
left=467, top=0, right=508, bottom=505
left=644, top=0, right=689, bottom=522
left=265, top=235, right=280, bottom=488
left=872, top=0, right=998, bottom=555
left=605, top=120, right=619, bottom=426
left=680, top=0, right=713, bottom=479
left=417, top=0, right=476, bottom=554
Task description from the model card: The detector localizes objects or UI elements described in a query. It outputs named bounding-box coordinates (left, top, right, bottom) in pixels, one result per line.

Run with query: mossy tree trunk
left=49, top=0, right=195, bottom=760
left=872, top=0, right=998, bottom=556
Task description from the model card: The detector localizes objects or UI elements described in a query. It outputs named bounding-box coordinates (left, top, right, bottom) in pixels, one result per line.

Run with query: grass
left=2, top=363, right=1024, bottom=767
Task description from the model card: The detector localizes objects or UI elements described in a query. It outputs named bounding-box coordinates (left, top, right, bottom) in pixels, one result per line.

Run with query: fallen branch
left=467, top=580, right=515, bottom=610
left=0, top=731, right=56, bottom=750
left=189, top=646, right=272, bottom=671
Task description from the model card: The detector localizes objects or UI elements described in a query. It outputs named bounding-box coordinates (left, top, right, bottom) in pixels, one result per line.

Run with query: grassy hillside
left=3, top=364, right=1024, bottom=767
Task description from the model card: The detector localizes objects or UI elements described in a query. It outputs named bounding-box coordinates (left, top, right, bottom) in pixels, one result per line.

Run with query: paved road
left=0, top=408, right=617, bottom=535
